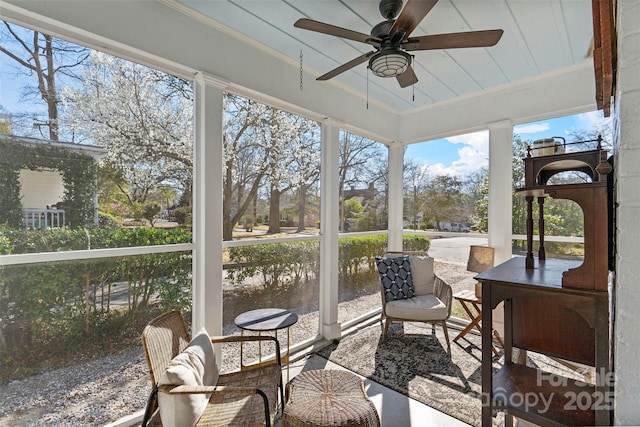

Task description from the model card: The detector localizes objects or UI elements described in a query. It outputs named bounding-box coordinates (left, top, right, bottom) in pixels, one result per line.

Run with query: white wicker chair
left=140, top=310, right=284, bottom=427
left=378, top=251, right=453, bottom=351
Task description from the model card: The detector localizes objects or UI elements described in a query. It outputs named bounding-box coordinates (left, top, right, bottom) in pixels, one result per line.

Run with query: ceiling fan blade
left=396, top=65, right=418, bottom=88
left=389, top=0, right=439, bottom=40
left=317, top=52, right=375, bottom=81
left=295, top=18, right=381, bottom=46
left=403, top=29, right=504, bottom=51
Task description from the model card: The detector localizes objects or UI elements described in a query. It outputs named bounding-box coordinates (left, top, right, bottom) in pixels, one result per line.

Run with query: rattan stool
left=282, top=369, right=381, bottom=427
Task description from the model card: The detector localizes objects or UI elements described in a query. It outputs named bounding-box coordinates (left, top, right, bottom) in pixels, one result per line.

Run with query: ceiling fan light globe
left=369, top=50, right=411, bottom=77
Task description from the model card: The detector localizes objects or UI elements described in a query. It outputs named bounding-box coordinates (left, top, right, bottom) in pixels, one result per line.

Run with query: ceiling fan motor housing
left=379, top=0, right=404, bottom=20
left=371, top=20, right=395, bottom=39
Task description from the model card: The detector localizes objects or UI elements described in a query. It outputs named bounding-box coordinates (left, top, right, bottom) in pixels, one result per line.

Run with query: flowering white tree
left=291, top=125, right=321, bottom=232
left=223, top=95, right=270, bottom=240
left=262, top=109, right=319, bottom=234
left=223, top=95, right=320, bottom=239
left=63, top=52, right=193, bottom=210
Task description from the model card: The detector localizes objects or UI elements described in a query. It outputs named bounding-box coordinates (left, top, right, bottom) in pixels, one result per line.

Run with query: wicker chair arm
left=382, top=250, right=428, bottom=257
left=434, top=275, right=453, bottom=318
left=159, top=384, right=217, bottom=394
left=159, top=384, right=267, bottom=397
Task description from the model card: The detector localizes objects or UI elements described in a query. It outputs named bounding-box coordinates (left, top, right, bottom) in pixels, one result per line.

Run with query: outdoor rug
left=316, top=321, right=501, bottom=427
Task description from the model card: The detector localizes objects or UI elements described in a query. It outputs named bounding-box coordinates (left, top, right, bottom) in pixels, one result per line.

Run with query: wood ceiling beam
left=591, top=0, right=616, bottom=117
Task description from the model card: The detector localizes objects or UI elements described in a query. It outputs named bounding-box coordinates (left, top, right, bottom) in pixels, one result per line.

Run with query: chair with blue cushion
left=377, top=251, right=452, bottom=350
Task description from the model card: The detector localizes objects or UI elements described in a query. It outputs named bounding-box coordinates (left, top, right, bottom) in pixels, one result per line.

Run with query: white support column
left=487, top=120, right=514, bottom=264
left=387, top=142, right=404, bottom=251
left=193, top=73, right=227, bottom=337
left=486, top=120, right=513, bottom=340
left=319, top=119, right=341, bottom=340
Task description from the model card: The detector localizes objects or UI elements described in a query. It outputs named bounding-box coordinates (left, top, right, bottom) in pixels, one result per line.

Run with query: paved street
left=426, top=235, right=488, bottom=265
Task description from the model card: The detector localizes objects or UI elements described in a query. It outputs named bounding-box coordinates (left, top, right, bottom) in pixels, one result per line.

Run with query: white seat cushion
left=408, top=255, right=435, bottom=295
left=385, top=294, right=448, bottom=321
left=158, top=329, right=218, bottom=427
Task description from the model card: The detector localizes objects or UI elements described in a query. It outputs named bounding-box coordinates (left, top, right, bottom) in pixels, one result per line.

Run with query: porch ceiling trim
left=398, top=61, right=597, bottom=144
left=1, top=0, right=599, bottom=147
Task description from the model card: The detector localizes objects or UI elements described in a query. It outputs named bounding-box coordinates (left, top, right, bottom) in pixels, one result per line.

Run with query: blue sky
left=405, top=111, right=612, bottom=177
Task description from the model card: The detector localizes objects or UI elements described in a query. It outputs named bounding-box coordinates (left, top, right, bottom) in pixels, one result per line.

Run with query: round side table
left=234, top=308, right=298, bottom=381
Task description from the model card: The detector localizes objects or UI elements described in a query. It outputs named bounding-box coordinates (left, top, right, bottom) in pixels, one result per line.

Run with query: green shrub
left=173, top=206, right=192, bottom=227
left=338, top=235, right=387, bottom=276
left=0, top=137, right=99, bottom=228
left=512, top=239, right=583, bottom=258
left=227, top=239, right=320, bottom=290
left=141, top=203, right=161, bottom=226
left=402, top=234, right=431, bottom=252
left=98, top=211, right=121, bottom=229
left=0, top=227, right=192, bottom=377
left=226, top=233, right=429, bottom=289
left=0, top=227, right=91, bottom=254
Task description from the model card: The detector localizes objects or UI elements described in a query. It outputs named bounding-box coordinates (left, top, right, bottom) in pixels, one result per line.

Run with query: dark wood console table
left=477, top=257, right=611, bottom=426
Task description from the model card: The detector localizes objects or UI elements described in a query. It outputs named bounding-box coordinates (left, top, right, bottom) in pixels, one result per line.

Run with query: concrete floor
left=281, top=354, right=471, bottom=427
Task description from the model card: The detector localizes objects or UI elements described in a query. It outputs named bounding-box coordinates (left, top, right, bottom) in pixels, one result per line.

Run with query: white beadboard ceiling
left=177, top=0, right=594, bottom=114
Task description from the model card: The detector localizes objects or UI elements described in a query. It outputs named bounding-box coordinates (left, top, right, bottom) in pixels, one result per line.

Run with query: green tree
left=338, top=132, right=386, bottom=232
left=0, top=120, right=10, bottom=134
left=97, top=163, right=132, bottom=219
left=423, top=175, right=465, bottom=229
left=473, top=133, right=588, bottom=240
left=343, top=198, right=364, bottom=231
left=468, top=134, right=527, bottom=235
left=403, top=159, right=431, bottom=229
left=141, top=203, right=161, bottom=227
left=471, top=168, right=489, bottom=232
left=512, top=134, right=529, bottom=235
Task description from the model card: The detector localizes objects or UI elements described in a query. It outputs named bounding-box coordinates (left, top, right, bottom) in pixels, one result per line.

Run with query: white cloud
left=451, top=145, right=489, bottom=174
left=578, top=111, right=604, bottom=128
left=514, top=123, right=550, bottom=134
left=445, top=130, right=488, bottom=152
left=577, top=111, right=613, bottom=137
left=426, top=162, right=450, bottom=176
left=429, top=134, right=489, bottom=177
left=411, top=130, right=489, bottom=178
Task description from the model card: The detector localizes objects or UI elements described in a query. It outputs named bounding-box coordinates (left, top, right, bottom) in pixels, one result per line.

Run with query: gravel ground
left=0, top=347, right=150, bottom=427
left=0, top=261, right=474, bottom=427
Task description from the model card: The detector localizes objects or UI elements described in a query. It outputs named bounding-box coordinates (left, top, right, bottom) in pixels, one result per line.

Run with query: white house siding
left=18, top=169, right=65, bottom=209
left=613, top=0, right=640, bottom=423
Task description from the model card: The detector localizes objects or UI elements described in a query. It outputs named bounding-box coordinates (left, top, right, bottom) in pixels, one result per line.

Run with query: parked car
left=441, top=222, right=471, bottom=232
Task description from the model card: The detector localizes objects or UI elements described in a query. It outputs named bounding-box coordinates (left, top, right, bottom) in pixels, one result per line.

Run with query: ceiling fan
left=294, top=0, right=504, bottom=88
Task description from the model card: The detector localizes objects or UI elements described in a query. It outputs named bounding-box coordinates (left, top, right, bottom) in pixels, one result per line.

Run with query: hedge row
left=0, top=229, right=428, bottom=373
left=0, top=227, right=193, bottom=365
left=0, top=226, right=192, bottom=254
left=227, top=233, right=431, bottom=288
